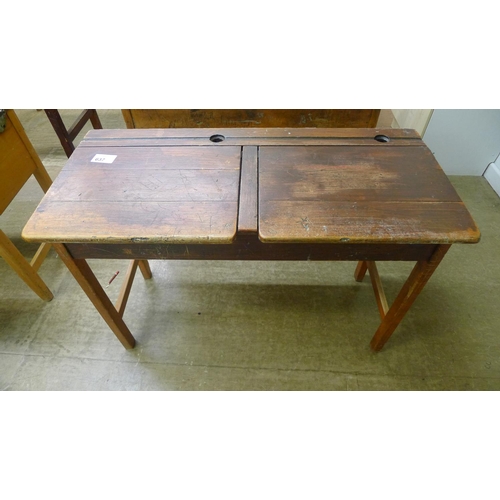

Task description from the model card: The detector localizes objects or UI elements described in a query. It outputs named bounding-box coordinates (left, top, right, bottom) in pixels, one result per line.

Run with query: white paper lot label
left=91, top=154, right=117, bottom=164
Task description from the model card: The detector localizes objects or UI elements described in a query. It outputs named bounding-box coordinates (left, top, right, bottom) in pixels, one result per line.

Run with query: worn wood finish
left=1, top=110, right=53, bottom=299
left=238, top=146, right=258, bottom=233
left=122, top=109, right=381, bottom=129
left=52, top=244, right=135, bottom=349
left=369, top=244, right=451, bottom=351
left=83, top=127, right=420, bottom=140
left=83, top=127, right=419, bottom=140
left=258, top=144, right=479, bottom=244
left=65, top=239, right=438, bottom=262
left=79, top=128, right=421, bottom=149
left=23, top=145, right=241, bottom=244
left=259, top=146, right=461, bottom=202
left=259, top=200, right=478, bottom=244
left=21, top=128, right=480, bottom=351
left=24, top=201, right=239, bottom=244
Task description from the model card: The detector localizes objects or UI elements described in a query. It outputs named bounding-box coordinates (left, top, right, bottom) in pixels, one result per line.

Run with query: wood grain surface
left=237, top=146, right=258, bottom=233
left=65, top=238, right=437, bottom=262
left=19, top=127, right=482, bottom=352
left=22, top=128, right=480, bottom=247
left=23, top=145, right=241, bottom=244
left=258, top=145, right=480, bottom=244
left=122, top=109, right=381, bottom=129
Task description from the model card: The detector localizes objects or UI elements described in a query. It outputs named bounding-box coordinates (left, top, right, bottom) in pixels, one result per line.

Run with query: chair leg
left=45, top=109, right=103, bottom=158
left=89, top=109, right=103, bottom=129
left=0, top=230, right=53, bottom=301
left=44, top=109, right=75, bottom=157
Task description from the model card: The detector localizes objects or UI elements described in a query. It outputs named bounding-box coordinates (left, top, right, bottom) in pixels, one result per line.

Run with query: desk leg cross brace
left=355, top=244, right=451, bottom=351
left=53, top=244, right=152, bottom=349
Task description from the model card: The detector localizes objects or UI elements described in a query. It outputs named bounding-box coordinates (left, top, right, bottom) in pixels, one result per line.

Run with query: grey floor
left=1, top=109, right=499, bottom=390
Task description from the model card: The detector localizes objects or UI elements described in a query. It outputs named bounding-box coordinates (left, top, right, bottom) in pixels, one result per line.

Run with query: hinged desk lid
left=258, top=135, right=480, bottom=244
left=23, top=135, right=241, bottom=244
left=23, top=128, right=480, bottom=246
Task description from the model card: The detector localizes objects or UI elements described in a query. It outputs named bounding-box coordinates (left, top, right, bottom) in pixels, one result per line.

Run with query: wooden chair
left=0, top=109, right=53, bottom=300
left=122, top=109, right=381, bottom=129
left=44, top=109, right=102, bottom=158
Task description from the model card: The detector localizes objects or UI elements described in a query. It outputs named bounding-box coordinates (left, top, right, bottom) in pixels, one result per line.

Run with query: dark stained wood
left=259, top=146, right=461, bottom=202
left=82, top=127, right=419, bottom=140
left=80, top=137, right=424, bottom=148
left=258, top=141, right=480, bottom=245
left=121, top=109, right=381, bottom=129
left=238, top=146, right=258, bottom=233
left=78, top=127, right=421, bottom=148
left=45, top=109, right=102, bottom=158
left=65, top=238, right=438, bottom=262
left=21, top=127, right=481, bottom=351
left=84, top=127, right=422, bottom=141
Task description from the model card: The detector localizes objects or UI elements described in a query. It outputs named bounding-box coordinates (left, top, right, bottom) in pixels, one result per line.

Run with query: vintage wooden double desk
left=22, top=128, right=480, bottom=351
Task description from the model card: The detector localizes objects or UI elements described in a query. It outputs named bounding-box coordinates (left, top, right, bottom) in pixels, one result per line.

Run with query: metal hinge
left=0, top=110, right=6, bottom=133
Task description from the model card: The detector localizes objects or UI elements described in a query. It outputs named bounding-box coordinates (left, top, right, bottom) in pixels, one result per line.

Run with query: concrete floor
left=1, top=109, right=499, bottom=390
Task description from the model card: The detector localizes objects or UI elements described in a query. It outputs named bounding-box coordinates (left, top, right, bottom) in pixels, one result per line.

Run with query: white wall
left=391, top=109, right=433, bottom=136
left=422, top=110, right=500, bottom=175
left=484, top=152, right=500, bottom=197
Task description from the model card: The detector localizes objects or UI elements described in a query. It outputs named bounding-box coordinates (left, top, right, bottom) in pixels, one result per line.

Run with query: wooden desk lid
left=258, top=134, right=480, bottom=244
left=22, top=128, right=480, bottom=246
left=23, top=140, right=241, bottom=244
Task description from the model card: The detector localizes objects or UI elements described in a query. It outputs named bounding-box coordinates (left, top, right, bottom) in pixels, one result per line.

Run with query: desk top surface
left=22, top=128, right=480, bottom=245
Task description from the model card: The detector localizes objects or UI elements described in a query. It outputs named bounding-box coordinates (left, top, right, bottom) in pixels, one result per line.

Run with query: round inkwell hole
left=374, top=134, right=390, bottom=143
left=209, top=134, right=225, bottom=143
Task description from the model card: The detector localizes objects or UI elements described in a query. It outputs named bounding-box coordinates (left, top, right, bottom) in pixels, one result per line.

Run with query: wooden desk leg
left=53, top=244, right=136, bottom=349
left=369, top=244, right=451, bottom=352
left=138, top=260, right=152, bottom=279
left=354, top=261, right=368, bottom=282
